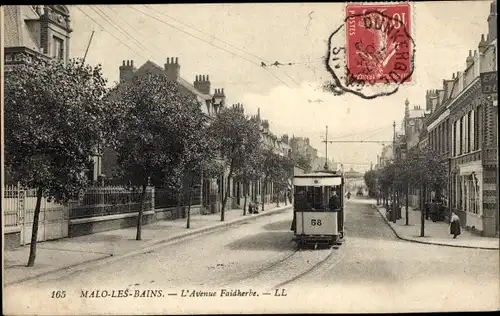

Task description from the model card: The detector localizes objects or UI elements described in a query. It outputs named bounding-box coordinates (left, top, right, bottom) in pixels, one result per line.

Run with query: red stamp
left=346, top=3, right=413, bottom=84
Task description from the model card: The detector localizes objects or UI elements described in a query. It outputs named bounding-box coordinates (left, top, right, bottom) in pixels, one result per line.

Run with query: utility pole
left=83, top=31, right=95, bottom=63
left=404, top=118, right=409, bottom=226
left=324, top=126, right=329, bottom=170
left=392, top=120, right=397, bottom=223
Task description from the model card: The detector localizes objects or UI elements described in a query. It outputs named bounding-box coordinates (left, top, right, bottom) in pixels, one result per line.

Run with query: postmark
left=324, top=2, right=415, bottom=99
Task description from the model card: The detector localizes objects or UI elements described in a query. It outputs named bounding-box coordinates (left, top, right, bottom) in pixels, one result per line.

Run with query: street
left=5, top=198, right=499, bottom=314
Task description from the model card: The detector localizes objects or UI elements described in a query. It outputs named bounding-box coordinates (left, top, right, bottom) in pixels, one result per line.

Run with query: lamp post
left=448, top=157, right=452, bottom=223
left=392, top=120, right=397, bottom=223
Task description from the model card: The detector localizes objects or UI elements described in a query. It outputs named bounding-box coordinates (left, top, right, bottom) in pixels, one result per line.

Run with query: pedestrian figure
left=328, top=190, right=341, bottom=210
left=450, top=212, right=461, bottom=239
left=249, top=201, right=259, bottom=214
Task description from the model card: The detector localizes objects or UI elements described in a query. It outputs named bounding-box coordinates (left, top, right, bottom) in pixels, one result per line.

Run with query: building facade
left=289, top=137, right=318, bottom=171
left=423, top=0, right=498, bottom=236
left=4, top=5, right=72, bottom=67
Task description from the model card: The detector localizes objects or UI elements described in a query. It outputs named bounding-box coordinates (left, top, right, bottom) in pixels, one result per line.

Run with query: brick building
left=100, top=57, right=227, bottom=215
left=289, top=136, right=319, bottom=171
left=4, top=5, right=72, bottom=66
left=423, top=0, right=498, bottom=236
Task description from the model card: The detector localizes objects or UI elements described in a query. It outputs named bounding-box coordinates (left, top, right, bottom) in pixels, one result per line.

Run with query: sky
left=69, top=2, right=493, bottom=172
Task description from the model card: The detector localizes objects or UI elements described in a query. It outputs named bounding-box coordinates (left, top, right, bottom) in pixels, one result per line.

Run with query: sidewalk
left=374, top=204, right=499, bottom=250
left=4, top=203, right=291, bottom=286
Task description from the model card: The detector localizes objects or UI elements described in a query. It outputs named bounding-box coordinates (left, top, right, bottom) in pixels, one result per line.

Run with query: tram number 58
left=310, top=219, right=322, bottom=226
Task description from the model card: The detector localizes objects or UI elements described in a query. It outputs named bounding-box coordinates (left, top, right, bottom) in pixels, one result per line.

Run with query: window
left=474, top=106, right=481, bottom=150
left=452, top=121, right=456, bottom=156
left=460, top=117, right=464, bottom=155
left=446, top=119, right=451, bottom=154
left=52, top=36, right=64, bottom=60
left=294, top=185, right=341, bottom=210
left=467, top=111, right=472, bottom=153
left=465, top=174, right=480, bottom=214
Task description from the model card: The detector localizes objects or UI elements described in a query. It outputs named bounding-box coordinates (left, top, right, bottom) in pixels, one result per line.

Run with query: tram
left=291, top=170, right=345, bottom=248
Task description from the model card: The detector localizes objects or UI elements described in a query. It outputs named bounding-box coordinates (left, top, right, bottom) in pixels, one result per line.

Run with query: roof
left=409, top=108, right=425, bottom=119
left=295, top=171, right=343, bottom=178
left=133, top=60, right=212, bottom=101
left=344, top=168, right=363, bottom=178
left=4, top=6, right=41, bottom=51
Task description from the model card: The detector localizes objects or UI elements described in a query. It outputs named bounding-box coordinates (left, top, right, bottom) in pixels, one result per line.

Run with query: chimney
left=194, top=74, right=211, bottom=94
left=164, top=57, right=180, bottom=81
left=119, top=60, right=135, bottom=82
left=478, top=34, right=488, bottom=53
left=488, top=1, right=497, bottom=43
left=466, top=50, right=474, bottom=68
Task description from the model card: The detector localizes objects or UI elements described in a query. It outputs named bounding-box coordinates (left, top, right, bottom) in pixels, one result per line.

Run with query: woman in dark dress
left=450, top=212, right=461, bottom=238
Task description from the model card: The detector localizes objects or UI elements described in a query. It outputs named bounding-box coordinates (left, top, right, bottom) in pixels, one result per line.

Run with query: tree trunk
left=27, top=187, right=43, bottom=267
left=420, top=184, right=426, bottom=237
left=186, top=175, right=195, bottom=229
left=261, top=178, right=267, bottom=213
left=276, top=190, right=280, bottom=207
left=136, top=184, right=148, bottom=241
left=405, top=182, right=409, bottom=226
left=243, top=181, right=248, bottom=215
left=221, top=164, right=234, bottom=222
left=392, top=185, right=396, bottom=223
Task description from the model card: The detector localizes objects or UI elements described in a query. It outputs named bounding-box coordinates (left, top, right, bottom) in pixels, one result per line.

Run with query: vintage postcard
left=2, top=1, right=499, bottom=315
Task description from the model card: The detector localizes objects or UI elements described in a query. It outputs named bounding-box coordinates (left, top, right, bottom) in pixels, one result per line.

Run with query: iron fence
left=69, top=185, right=154, bottom=219
left=154, top=186, right=201, bottom=209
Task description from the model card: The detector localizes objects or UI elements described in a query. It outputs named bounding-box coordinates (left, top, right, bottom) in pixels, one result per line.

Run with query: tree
left=405, top=147, right=447, bottom=237
left=4, top=55, right=110, bottom=267
left=181, top=138, right=225, bottom=228
left=233, top=148, right=263, bottom=215
left=111, top=73, right=203, bottom=240
left=259, top=149, right=293, bottom=212
left=291, top=150, right=312, bottom=172
left=363, top=169, right=378, bottom=197
left=208, top=107, right=261, bottom=221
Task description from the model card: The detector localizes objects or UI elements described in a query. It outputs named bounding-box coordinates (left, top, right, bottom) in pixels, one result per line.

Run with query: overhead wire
left=75, top=6, right=149, bottom=60
left=327, top=124, right=393, bottom=141
left=143, top=4, right=272, bottom=64
left=136, top=5, right=304, bottom=89
left=90, top=5, right=159, bottom=60
left=103, top=5, right=167, bottom=58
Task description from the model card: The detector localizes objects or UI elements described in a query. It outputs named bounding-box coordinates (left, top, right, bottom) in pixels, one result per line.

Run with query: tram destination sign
left=480, top=71, right=497, bottom=95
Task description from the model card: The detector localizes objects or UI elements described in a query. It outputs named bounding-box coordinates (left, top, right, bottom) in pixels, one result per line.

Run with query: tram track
left=272, top=243, right=343, bottom=289
left=222, top=239, right=344, bottom=289
left=220, top=242, right=300, bottom=287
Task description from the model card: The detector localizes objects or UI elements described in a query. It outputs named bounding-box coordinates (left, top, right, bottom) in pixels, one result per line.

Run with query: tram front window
left=294, top=186, right=326, bottom=210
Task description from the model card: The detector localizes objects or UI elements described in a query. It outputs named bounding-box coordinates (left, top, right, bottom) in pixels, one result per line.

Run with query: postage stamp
left=324, top=2, right=415, bottom=99
left=346, top=3, right=412, bottom=84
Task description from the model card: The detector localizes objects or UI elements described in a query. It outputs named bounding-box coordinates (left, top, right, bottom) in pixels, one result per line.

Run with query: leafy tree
left=378, top=147, right=447, bottom=235
left=291, top=151, right=312, bottom=172
left=180, top=130, right=225, bottom=228
left=405, top=147, right=447, bottom=236
left=234, top=148, right=264, bottom=215
left=209, top=107, right=261, bottom=221
left=259, top=149, right=293, bottom=212
left=363, top=169, right=378, bottom=196
left=111, top=73, right=204, bottom=239
left=4, top=55, right=110, bottom=267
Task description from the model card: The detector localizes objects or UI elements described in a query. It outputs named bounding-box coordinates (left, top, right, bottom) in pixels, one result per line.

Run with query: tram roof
left=294, top=170, right=344, bottom=178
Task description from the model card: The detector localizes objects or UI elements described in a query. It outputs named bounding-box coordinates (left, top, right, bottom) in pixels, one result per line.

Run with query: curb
left=371, top=204, right=499, bottom=251
left=6, top=205, right=292, bottom=286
